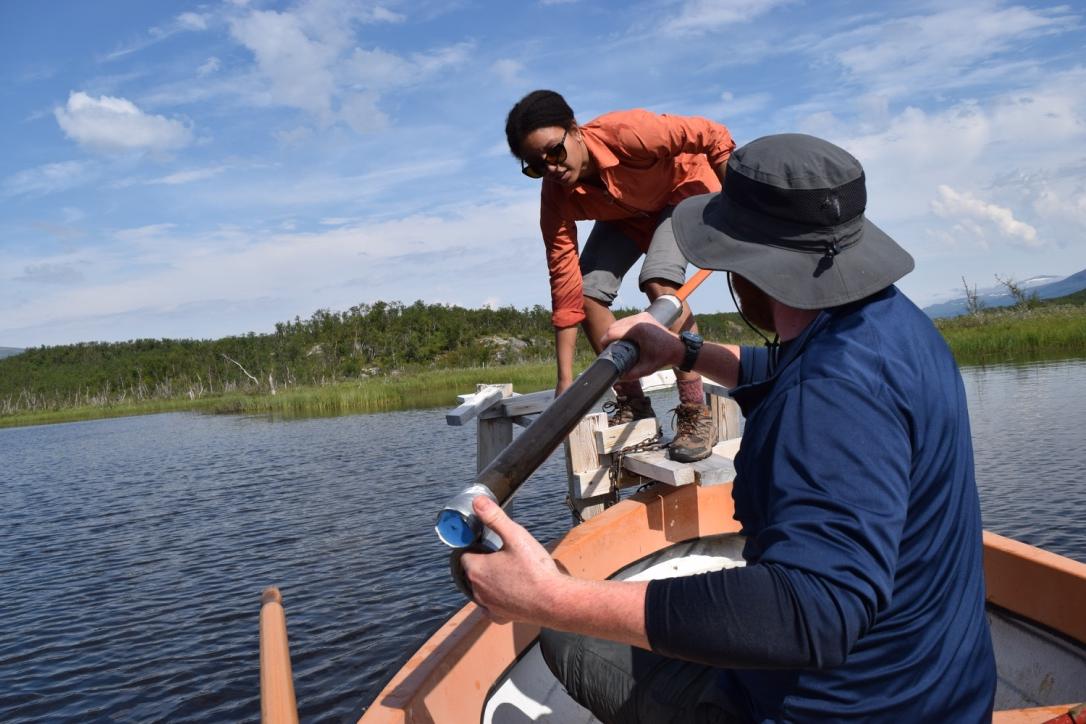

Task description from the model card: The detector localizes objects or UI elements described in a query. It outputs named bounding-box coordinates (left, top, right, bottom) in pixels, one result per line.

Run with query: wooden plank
left=709, top=393, right=742, bottom=441
left=594, top=418, right=659, bottom=454
left=573, top=468, right=611, bottom=498
left=479, top=389, right=554, bottom=419
left=638, top=369, right=676, bottom=393
left=577, top=466, right=651, bottom=501
left=564, top=412, right=607, bottom=476
left=640, top=369, right=730, bottom=396
left=621, top=448, right=695, bottom=487
left=702, top=378, right=730, bottom=399
left=446, top=385, right=509, bottom=426
left=713, top=437, right=742, bottom=461
left=575, top=468, right=650, bottom=498
left=564, top=413, right=609, bottom=519
left=477, top=418, right=513, bottom=472
left=691, top=454, right=736, bottom=486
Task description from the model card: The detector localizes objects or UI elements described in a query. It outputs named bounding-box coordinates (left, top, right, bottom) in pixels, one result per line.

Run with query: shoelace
left=670, top=406, right=702, bottom=437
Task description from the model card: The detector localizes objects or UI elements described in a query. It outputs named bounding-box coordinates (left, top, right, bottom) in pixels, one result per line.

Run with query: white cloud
left=274, top=126, right=313, bottom=145
left=663, top=0, right=795, bottom=35
left=2, top=196, right=543, bottom=344
left=701, top=90, right=772, bottom=120
left=338, top=91, right=388, bottom=133
left=113, top=223, right=177, bottom=244
left=931, top=185, right=1040, bottom=247
left=17, top=263, right=86, bottom=285
left=104, top=10, right=216, bottom=60
left=370, top=6, right=405, bottom=23
left=229, top=9, right=339, bottom=120
left=227, top=2, right=463, bottom=132
left=1034, top=184, right=1086, bottom=227
left=54, top=91, right=193, bottom=153
left=819, top=65, right=1086, bottom=228
left=177, top=12, right=210, bottom=31
left=491, top=59, right=524, bottom=85
left=3, top=161, right=89, bottom=197
left=346, top=43, right=472, bottom=90
left=197, top=57, right=222, bottom=76
left=821, top=4, right=1075, bottom=99
left=148, top=167, right=229, bottom=185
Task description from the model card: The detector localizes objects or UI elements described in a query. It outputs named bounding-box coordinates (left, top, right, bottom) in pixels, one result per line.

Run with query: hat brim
left=673, top=192, right=915, bottom=310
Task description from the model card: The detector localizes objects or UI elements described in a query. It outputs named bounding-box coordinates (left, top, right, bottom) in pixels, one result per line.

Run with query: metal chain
left=607, top=430, right=664, bottom=505
left=564, top=494, right=585, bottom=524
left=567, top=428, right=664, bottom=524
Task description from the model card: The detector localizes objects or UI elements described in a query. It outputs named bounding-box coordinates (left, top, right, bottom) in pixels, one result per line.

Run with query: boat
left=260, top=375, right=1086, bottom=723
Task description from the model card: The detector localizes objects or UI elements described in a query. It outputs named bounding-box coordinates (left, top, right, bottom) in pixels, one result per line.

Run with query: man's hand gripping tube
left=436, top=280, right=705, bottom=599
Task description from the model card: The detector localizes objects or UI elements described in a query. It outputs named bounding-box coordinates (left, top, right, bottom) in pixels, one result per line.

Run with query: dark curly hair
left=505, top=90, right=576, bottom=158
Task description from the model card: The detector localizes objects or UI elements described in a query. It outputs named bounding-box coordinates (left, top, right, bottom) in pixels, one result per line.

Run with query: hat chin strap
left=727, top=273, right=781, bottom=363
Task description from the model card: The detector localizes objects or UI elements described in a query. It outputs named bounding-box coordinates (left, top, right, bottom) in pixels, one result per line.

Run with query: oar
left=436, top=270, right=712, bottom=593
left=259, top=587, right=299, bottom=724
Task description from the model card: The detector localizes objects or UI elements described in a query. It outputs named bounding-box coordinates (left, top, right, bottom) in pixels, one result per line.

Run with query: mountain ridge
left=923, top=268, right=1086, bottom=318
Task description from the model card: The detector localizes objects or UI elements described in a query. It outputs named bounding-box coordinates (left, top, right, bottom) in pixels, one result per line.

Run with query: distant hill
left=924, top=269, right=1086, bottom=318
left=1047, top=287, right=1086, bottom=306
left=0, top=347, right=24, bottom=359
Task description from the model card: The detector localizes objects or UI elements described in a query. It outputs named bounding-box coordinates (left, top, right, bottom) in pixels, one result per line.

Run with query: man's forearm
left=538, top=575, right=652, bottom=650
left=695, top=341, right=742, bottom=389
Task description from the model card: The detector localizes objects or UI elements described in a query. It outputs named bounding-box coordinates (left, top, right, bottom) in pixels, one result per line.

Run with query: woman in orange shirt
left=505, top=90, right=735, bottom=462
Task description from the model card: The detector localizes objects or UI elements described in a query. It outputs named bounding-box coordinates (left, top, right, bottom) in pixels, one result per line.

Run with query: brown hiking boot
left=668, top=403, right=716, bottom=463
left=603, top=395, right=656, bottom=426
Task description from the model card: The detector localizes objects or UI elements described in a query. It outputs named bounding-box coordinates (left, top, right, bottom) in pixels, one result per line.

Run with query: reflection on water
left=0, top=358, right=1083, bottom=722
left=962, top=358, right=1086, bottom=559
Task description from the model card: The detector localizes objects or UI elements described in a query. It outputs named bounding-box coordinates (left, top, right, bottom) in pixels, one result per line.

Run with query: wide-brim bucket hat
left=674, top=133, right=914, bottom=309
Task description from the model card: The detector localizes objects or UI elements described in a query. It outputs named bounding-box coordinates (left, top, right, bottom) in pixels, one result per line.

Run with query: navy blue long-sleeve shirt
left=645, top=286, right=996, bottom=722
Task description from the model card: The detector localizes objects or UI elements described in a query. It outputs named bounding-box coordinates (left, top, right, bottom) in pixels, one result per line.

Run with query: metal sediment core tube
left=435, top=294, right=684, bottom=549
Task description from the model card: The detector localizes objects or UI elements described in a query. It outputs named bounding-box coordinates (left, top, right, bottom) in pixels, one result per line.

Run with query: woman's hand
left=601, top=313, right=683, bottom=380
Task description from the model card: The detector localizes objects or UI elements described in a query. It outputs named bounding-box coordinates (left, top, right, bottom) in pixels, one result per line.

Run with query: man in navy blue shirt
left=461, top=134, right=996, bottom=722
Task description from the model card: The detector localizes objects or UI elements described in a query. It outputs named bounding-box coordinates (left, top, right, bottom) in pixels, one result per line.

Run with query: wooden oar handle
left=260, top=586, right=299, bottom=724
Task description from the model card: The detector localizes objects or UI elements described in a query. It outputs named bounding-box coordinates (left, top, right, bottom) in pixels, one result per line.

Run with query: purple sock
left=677, top=378, right=704, bottom=405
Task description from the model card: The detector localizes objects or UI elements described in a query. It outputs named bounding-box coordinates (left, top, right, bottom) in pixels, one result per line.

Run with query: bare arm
left=601, top=312, right=742, bottom=388
left=554, top=326, right=578, bottom=395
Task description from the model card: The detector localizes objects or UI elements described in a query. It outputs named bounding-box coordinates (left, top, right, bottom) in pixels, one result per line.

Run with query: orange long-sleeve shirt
left=539, top=109, right=735, bottom=328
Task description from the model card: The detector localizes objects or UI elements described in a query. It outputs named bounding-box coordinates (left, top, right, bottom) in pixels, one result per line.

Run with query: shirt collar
left=580, top=122, right=620, bottom=171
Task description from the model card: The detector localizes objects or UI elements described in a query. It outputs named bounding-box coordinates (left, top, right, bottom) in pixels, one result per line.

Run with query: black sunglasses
left=521, top=129, right=568, bottom=178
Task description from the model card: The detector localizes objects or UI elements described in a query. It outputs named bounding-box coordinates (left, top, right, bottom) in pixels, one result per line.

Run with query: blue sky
left=2, top=0, right=1084, bottom=347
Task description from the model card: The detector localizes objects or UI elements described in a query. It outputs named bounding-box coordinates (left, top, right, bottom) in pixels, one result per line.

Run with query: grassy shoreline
left=0, top=363, right=561, bottom=429
left=4, top=304, right=1085, bottom=429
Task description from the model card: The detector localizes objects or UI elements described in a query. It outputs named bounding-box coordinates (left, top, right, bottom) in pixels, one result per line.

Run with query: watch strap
left=679, top=332, right=703, bottom=373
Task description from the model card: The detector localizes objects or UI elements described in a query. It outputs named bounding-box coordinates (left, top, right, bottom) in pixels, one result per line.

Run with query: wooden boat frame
left=356, top=479, right=1086, bottom=723
left=261, top=378, right=1086, bottom=723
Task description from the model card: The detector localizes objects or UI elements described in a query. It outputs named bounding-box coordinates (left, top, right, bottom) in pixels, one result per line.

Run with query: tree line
left=0, top=299, right=757, bottom=414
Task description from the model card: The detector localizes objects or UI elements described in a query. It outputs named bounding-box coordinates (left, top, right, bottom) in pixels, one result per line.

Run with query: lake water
left=1, top=358, right=1083, bottom=722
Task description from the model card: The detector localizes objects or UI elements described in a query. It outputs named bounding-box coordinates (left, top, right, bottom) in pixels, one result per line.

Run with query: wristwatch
left=678, top=331, right=703, bottom=373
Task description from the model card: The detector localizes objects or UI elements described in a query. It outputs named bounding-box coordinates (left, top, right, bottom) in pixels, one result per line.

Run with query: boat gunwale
left=357, top=483, right=1086, bottom=723
left=358, top=482, right=740, bottom=723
